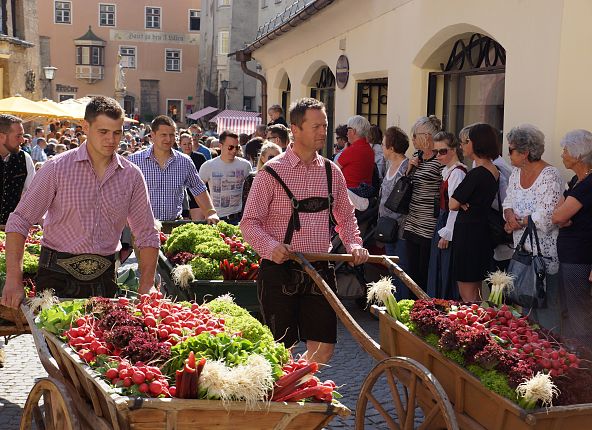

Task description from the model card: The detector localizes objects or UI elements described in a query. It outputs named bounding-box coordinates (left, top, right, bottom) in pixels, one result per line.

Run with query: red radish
left=105, top=368, right=118, bottom=380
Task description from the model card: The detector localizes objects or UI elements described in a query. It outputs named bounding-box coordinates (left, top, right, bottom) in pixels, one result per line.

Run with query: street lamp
left=43, top=66, right=58, bottom=100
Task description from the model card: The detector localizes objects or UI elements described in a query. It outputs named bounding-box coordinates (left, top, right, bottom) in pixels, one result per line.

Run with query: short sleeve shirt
left=557, top=174, right=592, bottom=264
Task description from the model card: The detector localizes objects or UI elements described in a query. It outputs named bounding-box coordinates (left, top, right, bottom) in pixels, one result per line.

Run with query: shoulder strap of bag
left=527, top=216, right=543, bottom=254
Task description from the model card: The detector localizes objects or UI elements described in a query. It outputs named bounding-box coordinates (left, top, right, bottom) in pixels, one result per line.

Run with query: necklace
left=574, top=167, right=592, bottom=187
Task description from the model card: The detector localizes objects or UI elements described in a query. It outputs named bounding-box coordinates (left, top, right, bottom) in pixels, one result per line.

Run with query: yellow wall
left=253, top=0, right=581, bottom=173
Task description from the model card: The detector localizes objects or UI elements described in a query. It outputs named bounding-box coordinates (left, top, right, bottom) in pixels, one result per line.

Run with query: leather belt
left=39, top=247, right=116, bottom=281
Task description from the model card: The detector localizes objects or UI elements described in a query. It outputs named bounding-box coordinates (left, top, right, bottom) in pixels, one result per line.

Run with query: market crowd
left=0, top=96, right=590, bottom=364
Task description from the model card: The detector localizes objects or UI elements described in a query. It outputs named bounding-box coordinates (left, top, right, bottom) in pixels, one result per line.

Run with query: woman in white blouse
left=502, top=124, right=563, bottom=332
left=427, top=132, right=466, bottom=300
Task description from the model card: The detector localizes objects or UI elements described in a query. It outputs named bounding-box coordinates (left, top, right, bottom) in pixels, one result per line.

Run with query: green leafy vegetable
left=37, top=299, right=87, bottom=335
left=190, top=257, right=223, bottom=280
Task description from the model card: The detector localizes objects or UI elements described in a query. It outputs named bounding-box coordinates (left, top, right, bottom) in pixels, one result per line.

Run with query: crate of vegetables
left=158, top=222, right=259, bottom=312
left=367, top=274, right=592, bottom=430
left=29, top=294, right=349, bottom=429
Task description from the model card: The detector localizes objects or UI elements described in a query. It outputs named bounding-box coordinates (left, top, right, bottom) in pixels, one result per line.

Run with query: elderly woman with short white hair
left=336, top=115, right=376, bottom=211
left=502, top=124, right=563, bottom=331
left=552, top=129, right=592, bottom=347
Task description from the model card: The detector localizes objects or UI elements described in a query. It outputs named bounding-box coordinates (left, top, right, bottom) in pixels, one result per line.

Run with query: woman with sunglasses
left=426, top=132, right=466, bottom=300
left=242, top=141, right=282, bottom=214
left=502, top=124, right=563, bottom=331
left=402, top=115, right=443, bottom=291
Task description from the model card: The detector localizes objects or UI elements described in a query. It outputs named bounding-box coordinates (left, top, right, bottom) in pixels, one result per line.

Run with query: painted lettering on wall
left=110, top=30, right=199, bottom=45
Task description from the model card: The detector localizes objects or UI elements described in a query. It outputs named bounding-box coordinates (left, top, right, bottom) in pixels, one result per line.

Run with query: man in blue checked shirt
left=128, top=115, right=219, bottom=223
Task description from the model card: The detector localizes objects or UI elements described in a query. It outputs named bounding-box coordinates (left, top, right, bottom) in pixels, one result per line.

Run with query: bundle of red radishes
left=101, top=359, right=171, bottom=397
left=447, top=303, right=580, bottom=377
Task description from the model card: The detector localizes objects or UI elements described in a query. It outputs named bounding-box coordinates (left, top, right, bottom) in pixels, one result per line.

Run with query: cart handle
left=298, top=252, right=429, bottom=300
left=292, top=252, right=388, bottom=362
left=297, top=252, right=398, bottom=265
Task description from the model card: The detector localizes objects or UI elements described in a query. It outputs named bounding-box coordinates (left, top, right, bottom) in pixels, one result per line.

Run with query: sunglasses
left=226, top=145, right=239, bottom=151
left=266, top=154, right=276, bottom=161
left=432, top=148, right=449, bottom=156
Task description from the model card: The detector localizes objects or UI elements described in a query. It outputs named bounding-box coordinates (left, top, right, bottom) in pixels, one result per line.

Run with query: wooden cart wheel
left=20, top=377, right=81, bottom=430
left=355, top=357, right=458, bottom=430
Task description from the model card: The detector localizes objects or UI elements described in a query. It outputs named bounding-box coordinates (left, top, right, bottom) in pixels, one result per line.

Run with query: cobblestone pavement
left=0, top=300, right=402, bottom=429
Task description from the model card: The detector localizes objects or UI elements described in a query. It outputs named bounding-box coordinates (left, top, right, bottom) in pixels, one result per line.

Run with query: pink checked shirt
left=240, top=145, right=363, bottom=261
left=6, top=143, right=159, bottom=255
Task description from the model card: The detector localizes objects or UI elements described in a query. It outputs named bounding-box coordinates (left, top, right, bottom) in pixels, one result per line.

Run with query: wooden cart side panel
left=126, top=407, right=340, bottom=430
left=376, top=308, right=592, bottom=430
left=41, top=330, right=350, bottom=430
left=43, top=331, right=127, bottom=429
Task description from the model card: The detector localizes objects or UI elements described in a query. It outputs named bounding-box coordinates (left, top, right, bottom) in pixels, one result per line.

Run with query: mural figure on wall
left=115, top=53, right=126, bottom=92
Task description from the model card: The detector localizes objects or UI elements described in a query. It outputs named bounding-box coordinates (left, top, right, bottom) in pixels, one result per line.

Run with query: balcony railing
left=75, top=65, right=104, bottom=84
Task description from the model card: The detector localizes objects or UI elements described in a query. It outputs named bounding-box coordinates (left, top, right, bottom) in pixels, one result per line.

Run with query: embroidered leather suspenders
left=264, top=159, right=338, bottom=245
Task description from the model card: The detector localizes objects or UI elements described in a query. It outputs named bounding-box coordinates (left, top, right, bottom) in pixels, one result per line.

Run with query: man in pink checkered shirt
left=241, top=98, right=369, bottom=364
left=1, top=96, right=159, bottom=309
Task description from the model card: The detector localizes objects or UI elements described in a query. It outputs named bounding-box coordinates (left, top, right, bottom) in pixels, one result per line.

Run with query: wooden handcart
left=292, top=252, right=592, bottom=430
left=18, top=302, right=350, bottom=430
left=0, top=303, right=31, bottom=339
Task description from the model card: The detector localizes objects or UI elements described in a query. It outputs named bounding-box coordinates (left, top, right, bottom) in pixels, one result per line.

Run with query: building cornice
left=239, top=0, right=336, bottom=55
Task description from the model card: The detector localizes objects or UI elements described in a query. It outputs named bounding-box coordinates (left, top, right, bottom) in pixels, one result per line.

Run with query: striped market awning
left=210, top=109, right=261, bottom=136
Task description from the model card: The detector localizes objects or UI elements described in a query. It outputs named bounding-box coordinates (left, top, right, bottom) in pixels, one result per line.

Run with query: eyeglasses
left=413, top=132, right=430, bottom=139
left=508, top=147, right=518, bottom=155
left=432, top=148, right=449, bottom=156
left=226, top=145, right=239, bottom=151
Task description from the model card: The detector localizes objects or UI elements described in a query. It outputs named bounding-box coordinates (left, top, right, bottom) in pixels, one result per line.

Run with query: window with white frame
left=55, top=1, right=71, bottom=24
left=217, top=31, right=229, bottom=55
left=189, top=9, right=200, bottom=31
left=145, top=7, right=161, bottom=29
left=165, top=49, right=181, bottom=72
left=218, top=0, right=231, bottom=7
left=119, top=46, right=136, bottom=69
left=99, top=4, right=115, bottom=26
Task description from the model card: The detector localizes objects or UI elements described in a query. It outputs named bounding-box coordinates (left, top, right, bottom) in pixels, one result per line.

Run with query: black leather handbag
left=374, top=216, right=399, bottom=243
left=507, top=217, right=549, bottom=309
left=384, top=170, right=415, bottom=215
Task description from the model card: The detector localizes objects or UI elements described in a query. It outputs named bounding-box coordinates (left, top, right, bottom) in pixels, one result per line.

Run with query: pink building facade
left=38, top=0, right=201, bottom=123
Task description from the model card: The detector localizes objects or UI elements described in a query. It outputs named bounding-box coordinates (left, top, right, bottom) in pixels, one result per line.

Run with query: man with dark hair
left=267, top=104, right=288, bottom=127
left=244, top=136, right=264, bottom=167
left=1, top=96, right=160, bottom=309
left=266, top=124, right=289, bottom=150
left=128, top=115, right=218, bottom=222
left=188, top=124, right=211, bottom=161
left=0, top=114, right=35, bottom=224
left=333, top=124, right=349, bottom=162
left=241, top=98, right=368, bottom=364
left=199, top=130, right=252, bottom=223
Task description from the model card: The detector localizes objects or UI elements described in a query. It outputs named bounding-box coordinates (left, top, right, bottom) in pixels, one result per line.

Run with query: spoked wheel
left=20, top=377, right=80, bottom=430
left=355, top=357, right=458, bottom=430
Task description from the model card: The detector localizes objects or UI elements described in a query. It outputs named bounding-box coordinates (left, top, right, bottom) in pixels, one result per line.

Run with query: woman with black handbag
left=553, top=129, right=592, bottom=348
left=426, top=132, right=466, bottom=300
left=502, top=125, right=563, bottom=331
left=402, top=116, right=443, bottom=291
left=377, top=126, right=410, bottom=296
